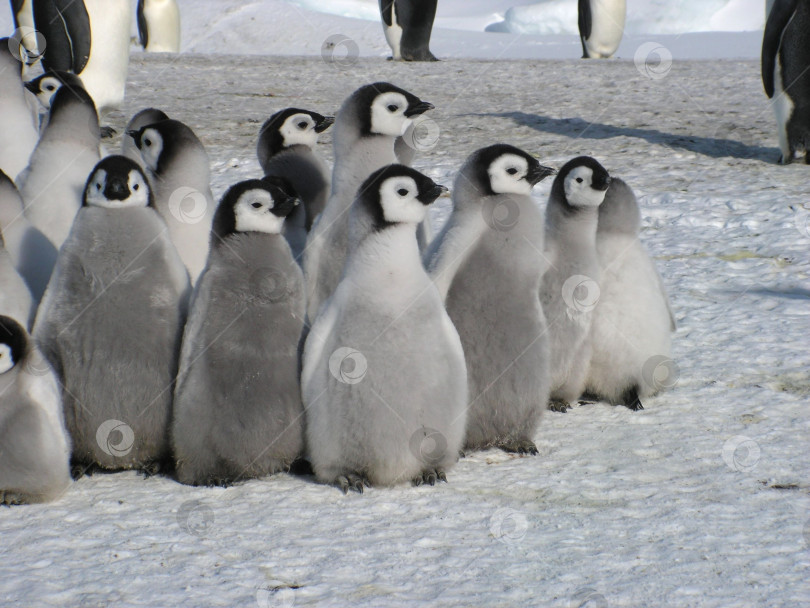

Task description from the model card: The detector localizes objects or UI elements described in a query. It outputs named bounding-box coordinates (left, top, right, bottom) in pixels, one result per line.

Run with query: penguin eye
left=387, top=104, right=399, bottom=113
left=297, top=122, right=308, bottom=129
left=576, top=177, right=583, bottom=183
left=95, top=182, right=102, bottom=191
left=251, top=202, right=263, bottom=209
left=397, top=188, right=409, bottom=197
left=506, top=168, right=518, bottom=175
left=144, top=138, right=152, bottom=147
left=133, top=183, right=140, bottom=191
left=46, top=84, right=55, bottom=91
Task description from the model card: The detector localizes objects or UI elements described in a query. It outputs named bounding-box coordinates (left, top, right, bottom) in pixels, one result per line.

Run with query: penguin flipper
left=762, top=0, right=799, bottom=98
left=379, top=0, right=394, bottom=27
left=137, top=0, right=148, bottom=49
left=578, top=0, right=592, bottom=41
left=33, top=0, right=91, bottom=74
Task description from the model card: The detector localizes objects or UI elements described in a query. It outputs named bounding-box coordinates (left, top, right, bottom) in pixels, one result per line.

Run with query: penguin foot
left=458, top=449, right=467, bottom=459
left=100, top=126, right=117, bottom=139
left=336, top=473, right=369, bottom=494
left=71, top=461, right=97, bottom=480
left=499, top=439, right=538, bottom=455
left=140, top=461, right=163, bottom=477
left=413, top=469, right=447, bottom=486
left=0, top=491, right=26, bottom=506
left=619, top=386, right=644, bottom=411
left=548, top=399, right=571, bottom=413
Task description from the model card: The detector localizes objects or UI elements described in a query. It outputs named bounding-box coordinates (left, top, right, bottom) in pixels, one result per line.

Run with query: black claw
left=620, top=386, right=644, bottom=411
left=100, top=125, right=117, bottom=138
left=548, top=400, right=570, bottom=413
left=500, top=439, right=539, bottom=455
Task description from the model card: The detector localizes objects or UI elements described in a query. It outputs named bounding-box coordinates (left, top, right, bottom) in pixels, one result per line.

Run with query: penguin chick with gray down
left=424, top=144, right=556, bottom=454
left=129, top=118, right=217, bottom=284
left=0, top=315, right=72, bottom=505
left=17, top=83, right=100, bottom=250
left=585, top=177, right=676, bottom=410
left=302, top=165, right=466, bottom=493
left=24, top=70, right=85, bottom=130
left=539, top=156, right=611, bottom=413
left=172, top=178, right=305, bottom=486
left=0, top=227, right=34, bottom=329
left=0, top=170, right=57, bottom=304
left=34, top=156, right=190, bottom=474
left=303, top=82, right=434, bottom=321
left=257, top=108, right=335, bottom=263
left=0, top=37, right=39, bottom=182
left=121, top=108, right=169, bottom=166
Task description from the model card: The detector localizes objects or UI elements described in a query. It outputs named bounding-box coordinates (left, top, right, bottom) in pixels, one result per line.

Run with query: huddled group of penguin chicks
left=0, top=40, right=676, bottom=502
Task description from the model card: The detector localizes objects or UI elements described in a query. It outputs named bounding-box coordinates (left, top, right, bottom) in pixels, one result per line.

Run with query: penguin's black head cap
left=211, top=178, right=300, bottom=243
left=551, top=155, right=611, bottom=213
left=257, top=107, right=334, bottom=160
left=357, top=164, right=447, bottom=232
left=83, top=155, right=153, bottom=208
left=352, top=82, right=433, bottom=137
left=49, top=83, right=97, bottom=122
left=24, top=71, right=84, bottom=97
left=128, top=119, right=203, bottom=174
left=0, top=315, right=29, bottom=373
left=466, top=143, right=555, bottom=196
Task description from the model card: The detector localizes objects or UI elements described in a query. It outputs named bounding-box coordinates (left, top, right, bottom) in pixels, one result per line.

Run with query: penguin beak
left=315, top=116, right=335, bottom=133
left=527, top=164, right=556, bottom=186
left=421, top=183, right=448, bottom=205
left=594, top=175, right=612, bottom=191
left=24, top=80, right=39, bottom=94
left=404, top=101, right=434, bottom=117
left=104, top=177, right=129, bottom=201
left=126, top=129, right=142, bottom=146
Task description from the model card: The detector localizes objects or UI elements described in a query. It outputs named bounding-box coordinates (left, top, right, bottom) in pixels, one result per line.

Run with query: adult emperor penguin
left=33, top=0, right=132, bottom=119
left=173, top=178, right=304, bottom=486
left=578, top=0, right=626, bottom=59
left=34, top=155, right=190, bottom=473
left=539, top=156, right=611, bottom=412
left=0, top=170, right=57, bottom=304
left=121, top=108, right=169, bottom=166
left=257, top=108, right=334, bottom=262
left=424, top=145, right=555, bottom=454
left=379, top=0, right=439, bottom=61
left=303, top=82, right=434, bottom=320
left=762, top=0, right=810, bottom=163
left=303, top=165, right=466, bottom=492
left=0, top=228, right=34, bottom=328
left=17, top=83, right=100, bottom=250
left=585, top=178, right=676, bottom=410
left=0, top=315, right=72, bottom=505
left=137, top=0, right=181, bottom=53
left=129, top=118, right=217, bottom=284
left=0, top=39, right=39, bottom=182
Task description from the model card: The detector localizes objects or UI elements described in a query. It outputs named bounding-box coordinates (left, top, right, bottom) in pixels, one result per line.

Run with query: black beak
left=526, top=164, right=556, bottom=186
left=404, top=101, right=434, bottom=117
left=126, top=129, right=142, bottom=146
left=104, top=177, right=129, bottom=201
left=594, top=175, right=612, bottom=191
left=421, top=183, right=448, bottom=204
left=315, top=116, right=335, bottom=133
left=24, top=80, right=39, bottom=94
left=274, top=195, right=300, bottom=218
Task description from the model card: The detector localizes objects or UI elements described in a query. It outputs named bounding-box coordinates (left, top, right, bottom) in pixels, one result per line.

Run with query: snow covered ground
left=2, top=49, right=809, bottom=606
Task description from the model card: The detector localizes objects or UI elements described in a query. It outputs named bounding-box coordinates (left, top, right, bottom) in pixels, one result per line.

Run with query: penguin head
left=597, top=177, right=641, bottom=236
left=128, top=119, right=202, bottom=174
left=25, top=71, right=84, bottom=110
left=258, top=108, right=334, bottom=158
left=125, top=108, right=170, bottom=136
left=553, top=156, right=611, bottom=211
left=212, top=178, right=300, bottom=240
left=347, top=83, right=433, bottom=138
left=358, top=164, right=447, bottom=231
left=461, top=144, right=555, bottom=197
left=83, top=156, right=153, bottom=209
left=0, top=315, right=28, bottom=375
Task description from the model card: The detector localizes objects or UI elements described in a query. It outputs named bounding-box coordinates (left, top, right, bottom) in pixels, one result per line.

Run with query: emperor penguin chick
left=257, top=107, right=334, bottom=262
left=34, top=156, right=190, bottom=473
left=0, top=38, right=38, bottom=181
left=303, top=82, right=434, bottom=320
left=172, top=178, right=305, bottom=486
left=539, top=156, right=611, bottom=412
left=425, top=144, right=555, bottom=454
left=0, top=227, right=34, bottom=329
left=121, top=108, right=169, bottom=166
left=129, top=119, right=217, bottom=284
left=302, top=165, right=466, bottom=493
left=18, top=83, right=100, bottom=249
left=585, top=178, right=676, bottom=410
left=0, top=315, right=72, bottom=505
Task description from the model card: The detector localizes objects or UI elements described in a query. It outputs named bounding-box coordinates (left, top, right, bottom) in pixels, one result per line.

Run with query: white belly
left=585, top=0, right=626, bottom=59
left=80, top=0, right=132, bottom=114
left=143, top=0, right=181, bottom=53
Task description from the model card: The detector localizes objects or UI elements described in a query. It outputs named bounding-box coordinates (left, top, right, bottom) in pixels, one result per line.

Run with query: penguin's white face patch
left=137, top=127, right=164, bottom=171
left=488, top=153, right=532, bottom=195
left=370, top=92, right=411, bottom=137
left=0, top=343, right=15, bottom=374
left=280, top=113, right=319, bottom=149
left=234, top=189, right=285, bottom=234
left=379, top=176, right=427, bottom=225
left=85, top=169, right=150, bottom=208
left=564, top=166, right=607, bottom=208
left=36, top=76, right=63, bottom=109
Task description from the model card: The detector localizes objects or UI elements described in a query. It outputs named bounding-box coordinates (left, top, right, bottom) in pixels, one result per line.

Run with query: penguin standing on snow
left=172, top=179, right=305, bottom=486
left=0, top=315, right=72, bottom=505
left=34, top=156, right=190, bottom=474
left=539, top=156, right=611, bottom=412
left=762, top=0, right=810, bottom=163
left=585, top=178, right=676, bottom=410
left=578, top=0, right=626, bottom=59
left=302, top=165, right=466, bottom=492
left=257, top=108, right=334, bottom=262
left=379, top=0, right=439, bottom=61
left=137, top=0, right=181, bottom=53
left=424, top=144, right=555, bottom=454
